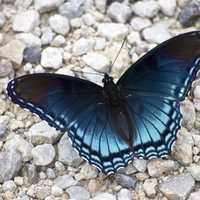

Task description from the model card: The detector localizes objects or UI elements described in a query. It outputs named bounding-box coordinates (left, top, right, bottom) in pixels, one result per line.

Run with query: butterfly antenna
left=111, top=36, right=127, bottom=67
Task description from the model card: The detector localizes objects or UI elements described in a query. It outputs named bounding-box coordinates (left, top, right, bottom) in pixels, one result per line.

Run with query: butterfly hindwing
left=7, top=73, right=132, bottom=174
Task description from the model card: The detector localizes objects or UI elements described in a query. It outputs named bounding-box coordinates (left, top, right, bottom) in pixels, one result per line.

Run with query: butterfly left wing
left=7, top=73, right=132, bottom=174
left=117, top=31, right=200, bottom=158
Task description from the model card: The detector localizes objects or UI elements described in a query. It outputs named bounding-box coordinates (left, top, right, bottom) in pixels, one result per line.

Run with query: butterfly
left=7, top=31, right=200, bottom=174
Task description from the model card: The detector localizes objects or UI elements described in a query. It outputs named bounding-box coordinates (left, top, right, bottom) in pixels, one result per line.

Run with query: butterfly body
left=7, top=31, right=200, bottom=174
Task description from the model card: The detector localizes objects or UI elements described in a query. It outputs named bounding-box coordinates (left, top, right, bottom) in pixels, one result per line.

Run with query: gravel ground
left=0, top=0, right=200, bottom=199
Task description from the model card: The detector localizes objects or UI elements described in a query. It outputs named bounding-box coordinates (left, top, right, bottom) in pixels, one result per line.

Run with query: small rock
left=41, top=47, right=63, bottom=69
left=35, top=186, right=51, bottom=199
left=0, top=13, right=6, bottom=28
left=82, top=52, right=110, bottom=73
left=82, top=13, right=96, bottom=26
left=49, top=14, right=70, bottom=36
left=94, top=0, right=107, bottom=13
left=58, top=134, right=82, bottom=167
left=158, top=0, right=177, bottom=16
left=15, top=33, right=41, bottom=47
left=130, top=17, right=151, bottom=31
left=55, top=161, right=65, bottom=171
left=0, top=39, right=25, bottom=65
left=0, top=150, right=22, bottom=183
left=72, top=38, right=94, bottom=56
left=117, top=189, right=132, bottom=200
left=12, top=10, right=40, bottom=32
left=0, top=59, right=13, bottom=77
left=66, top=186, right=90, bottom=200
left=194, top=85, right=200, bottom=99
left=51, top=35, right=66, bottom=47
left=54, top=175, right=77, bottom=189
left=179, top=0, right=200, bottom=26
left=127, top=31, right=141, bottom=45
left=51, top=185, right=63, bottom=197
left=24, top=164, right=38, bottom=184
left=91, top=193, right=116, bottom=200
left=107, top=2, right=132, bottom=23
left=34, top=0, right=64, bottom=13
left=187, top=164, right=200, bottom=181
left=94, top=37, right=106, bottom=50
left=0, top=115, right=9, bottom=137
left=159, top=173, right=195, bottom=200
left=56, top=66, right=74, bottom=76
left=4, top=135, right=33, bottom=162
left=41, top=27, right=54, bottom=45
left=142, top=22, right=171, bottom=44
left=147, top=159, right=179, bottom=177
left=70, top=18, right=82, bottom=28
left=32, top=144, right=56, bottom=166
left=115, top=173, right=137, bottom=189
left=132, top=0, right=160, bottom=18
left=133, top=159, right=147, bottom=172
left=23, top=47, right=41, bottom=64
left=46, top=168, right=56, bottom=179
left=2, top=180, right=16, bottom=192
left=143, top=178, right=157, bottom=198
left=98, top=23, right=128, bottom=40
left=78, top=163, right=98, bottom=180
left=14, top=177, right=24, bottom=186
left=25, top=121, right=60, bottom=145
left=59, top=0, right=87, bottom=19
left=188, top=190, right=200, bottom=200
left=172, top=129, right=193, bottom=165
left=181, top=100, right=196, bottom=129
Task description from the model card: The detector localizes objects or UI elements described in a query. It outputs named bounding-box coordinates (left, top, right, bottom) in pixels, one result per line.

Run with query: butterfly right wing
left=7, top=73, right=132, bottom=174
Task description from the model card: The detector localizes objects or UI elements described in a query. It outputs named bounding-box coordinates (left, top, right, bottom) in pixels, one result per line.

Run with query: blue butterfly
left=7, top=31, right=200, bottom=174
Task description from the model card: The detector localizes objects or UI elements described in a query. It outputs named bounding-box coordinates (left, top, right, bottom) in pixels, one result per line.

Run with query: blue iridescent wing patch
left=118, top=31, right=200, bottom=158
left=7, top=73, right=132, bottom=174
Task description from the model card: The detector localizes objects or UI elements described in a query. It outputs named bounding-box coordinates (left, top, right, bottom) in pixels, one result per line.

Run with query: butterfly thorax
left=102, top=74, right=121, bottom=107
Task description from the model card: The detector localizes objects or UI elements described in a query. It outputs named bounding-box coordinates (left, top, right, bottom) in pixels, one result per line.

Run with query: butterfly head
left=102, top=73, right=113, bottom=85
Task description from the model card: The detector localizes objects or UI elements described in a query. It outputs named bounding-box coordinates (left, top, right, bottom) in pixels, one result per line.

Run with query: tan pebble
left=2, top=191, right=14, bottom=200
left=88, top=179, right=98, bottom=193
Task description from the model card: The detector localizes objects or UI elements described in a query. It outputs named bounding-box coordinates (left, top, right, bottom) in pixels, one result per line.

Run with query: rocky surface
left=0, top=0, right=200, bottom=199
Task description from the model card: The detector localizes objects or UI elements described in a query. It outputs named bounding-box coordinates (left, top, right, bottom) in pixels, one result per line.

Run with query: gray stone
left=143, top=178, right=157, bottom=198
left=78, top=163, right=98, bottom=180
left=98, top=23, right=128, bottom=40
left=24, top=164, right=38, bottom=184
left=58, top=134, right=82, bottom=167
left=188, top=190, right=200, bottom=200
left=159, top=173, right=195, bottom=200
left=66, top=186, right=90, bottom=200
left=132, top=0, right=160, bottom=18
left=72, top=38, right=94, bottom=56
left=51, top=185, right=63, bottom=197
left=0, top=13, right=6, bottom=28
left=158, top=0, right=177, bottom=16
left=130, top=17, right=152, bottom=31
left=117, top=189, right=132, bottom=200
left=179, top=0, right=200, bottom=26
left=0, top=39, right=25, bottom=65
left=133, top=159, right=147, bottom=172
left=194, top=85, right=200, bottom=99
left=23, top=47, right=41, bottom=64
left=25, top=121, right=60, bottom=145
left=12, top=10, right=40, bottom=32
left=32, top=144, right=56, bottom=166
left=115, top=173, right=137, bottom=189
left=91, top=193, right=116, bottom=200
left=59, top=0, right=87, bottom=19
left=82, top=13, right=96, bottom=26
left=187, top=164, right=200, bottom=181
left=46, top=168, right=56, bottom=179
left=172, top=129, right=193, bottom=165
left=94, top=0, right=107, bottom=13
left=41, top=47, right=63, bottom=69
left=107, top=2, right=132, bottom=23
left=41, top=27, right=54, bottom=45
left=34, top=0, right=64, bottom=13
left=147, top=159, right=179, bottom=177
left=82, top=52, right=110, bottom=73
left=51, top=35, right=66, bottom=47
left=94, top=37, right=106, bottom=50
left=2, top=180, right=17, bottom=192
left=35, top=186, right=51, bottom=199
left=15, top=33, right=41, bottom=47
left=49, top=14, right=70, bottom=36
left=54, top=175, right=77, bottom=189
left=142, top=22, right=171, bottom=44
left=4, top=135, right=33, bottom=162
left=181, top=100, right=196, bottom=129
left=0, top=115, right=9, bottom=137
left=0, top=150, right=22, bottom=183
left=0, top=59, right=13, bottom=77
